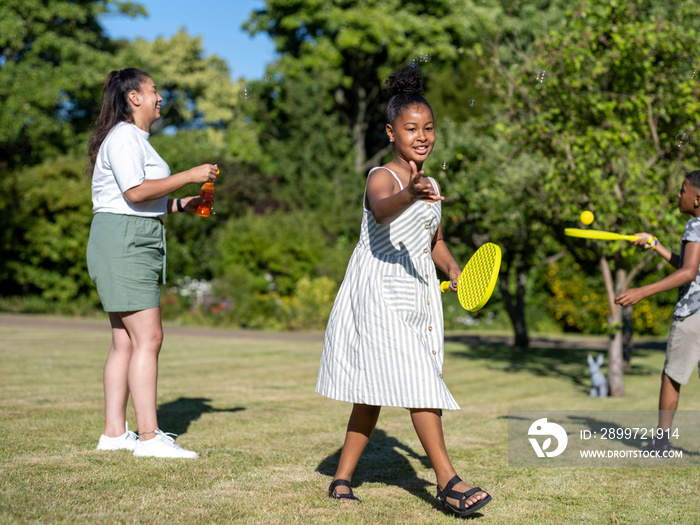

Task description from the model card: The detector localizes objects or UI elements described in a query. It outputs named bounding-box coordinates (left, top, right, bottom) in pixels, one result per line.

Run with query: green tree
left=0, top=0, right=145, bottom=304
left=421, top=0, right=580, bottom=348
left=241, top=0, right=517, bottom=295
left=114, top=29, right=244, bottom=132
left=472, top=0, right=700, bottom=395
left=430, top=118, right=560, bottom=347
left=0, top=0, right=144, bottom=169
left=0, top=6, right=261, bottom=308
left=243, top=0, right=499, bottom=174
left=0, top=154, right=98, bottom=310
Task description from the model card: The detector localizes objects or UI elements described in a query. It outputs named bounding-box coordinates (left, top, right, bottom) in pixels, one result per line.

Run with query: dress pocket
left=382, top=275, right=417, bottom=313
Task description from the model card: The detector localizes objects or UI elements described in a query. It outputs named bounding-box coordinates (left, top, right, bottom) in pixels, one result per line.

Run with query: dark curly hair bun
left=384, top=66, right=424, bottom=97
left=384, top=67, right=432, bottom=125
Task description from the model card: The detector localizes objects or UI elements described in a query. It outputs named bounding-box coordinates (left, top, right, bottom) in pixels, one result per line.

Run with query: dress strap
left=368, top=167, right=404, bottom=190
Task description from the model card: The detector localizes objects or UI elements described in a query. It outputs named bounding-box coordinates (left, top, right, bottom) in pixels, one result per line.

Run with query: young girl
left=315, top=67, right=492, bottom=517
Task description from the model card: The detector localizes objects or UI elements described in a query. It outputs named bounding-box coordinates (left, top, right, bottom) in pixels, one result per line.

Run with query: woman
left=87, top=68, right=217, bottom=458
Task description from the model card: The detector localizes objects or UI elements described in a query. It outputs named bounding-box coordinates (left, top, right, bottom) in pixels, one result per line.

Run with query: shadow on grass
left=445, top=335, right=660, bottom=395
left=157, top=397, right=245, bottom=436
left=316, top=428, right=486, bottom=517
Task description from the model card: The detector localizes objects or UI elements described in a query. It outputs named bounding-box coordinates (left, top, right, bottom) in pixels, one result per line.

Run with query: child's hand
left=408, top=161, right=444, bottom=203
left=448, top=269, right=461, bottom=292
left=632, top=232, right=657, bottom=249
left=615, top=287, right=647, bottom=307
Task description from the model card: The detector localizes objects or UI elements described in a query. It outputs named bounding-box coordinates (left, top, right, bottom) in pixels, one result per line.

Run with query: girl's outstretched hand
left=408, top=161, right=444, bottom=203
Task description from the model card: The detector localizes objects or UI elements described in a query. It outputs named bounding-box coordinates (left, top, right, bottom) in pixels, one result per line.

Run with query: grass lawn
left=1, top=314, right=699, bottom=524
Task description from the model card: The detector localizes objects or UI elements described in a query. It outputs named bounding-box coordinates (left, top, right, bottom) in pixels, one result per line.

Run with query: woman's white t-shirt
left=91, top=121, right=170, bottom=218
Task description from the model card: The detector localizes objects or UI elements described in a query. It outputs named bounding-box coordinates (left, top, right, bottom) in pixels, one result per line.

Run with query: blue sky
left=99, top=0, right=277, bottom=81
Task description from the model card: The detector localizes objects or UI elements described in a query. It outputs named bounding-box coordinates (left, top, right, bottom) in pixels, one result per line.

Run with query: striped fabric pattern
left=316, top=168, right=460, bottom=410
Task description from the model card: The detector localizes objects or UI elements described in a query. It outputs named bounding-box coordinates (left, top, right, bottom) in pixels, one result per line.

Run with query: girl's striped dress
left=316, top=167, right=459, bottom=410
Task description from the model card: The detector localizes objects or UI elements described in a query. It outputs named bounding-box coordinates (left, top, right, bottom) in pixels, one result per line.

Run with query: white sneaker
left=132, top=429, right=198, bottom=459
left=96, top=422, right=139, bottom=451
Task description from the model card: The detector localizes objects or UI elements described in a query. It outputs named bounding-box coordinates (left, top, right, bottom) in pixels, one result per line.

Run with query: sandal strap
left=328, top=479, right=360, bottom=501
left=461, top=487, right=484, bottom=499
left=437, top=475, right=462, bottom=499
left=329, top=479, right=352, bottom=490
left=437, top=477, right=488, bottom=512
left=333, top=493, right=360, bottom=501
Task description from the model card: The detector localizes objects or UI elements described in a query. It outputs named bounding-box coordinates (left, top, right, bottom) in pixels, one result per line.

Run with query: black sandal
left=328, top=479, right=361, bottom=502
left=436, top=475, right=492, bottom=517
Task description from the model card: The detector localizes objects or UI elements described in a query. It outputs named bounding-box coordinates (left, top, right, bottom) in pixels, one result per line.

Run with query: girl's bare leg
left=410, top=408, right=489, bottom=508
left=332, top=404, right=382, bottom=497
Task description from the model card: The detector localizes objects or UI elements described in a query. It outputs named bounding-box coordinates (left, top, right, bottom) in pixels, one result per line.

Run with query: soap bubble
left=441, top=160, right=449, bottom=170
left=263, top=75, right=272, bottom=84
left=469, top=98, right=476, bottom=108
left=536, top=70, right=549, bottom=83
left=692, top=70, right=697, bottom=80
left=675, top=132, right=690, bottom=148
left=239, top=85, right=252, bottom=100
left=412, top=50, right=431, bottom=65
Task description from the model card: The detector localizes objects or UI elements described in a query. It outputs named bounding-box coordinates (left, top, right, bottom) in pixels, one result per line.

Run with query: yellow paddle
left=440, top=242, right=501, bottom=312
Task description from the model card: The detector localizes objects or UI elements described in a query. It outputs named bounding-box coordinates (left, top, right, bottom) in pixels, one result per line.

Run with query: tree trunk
left=607, top=311, right=625, bottom=397
left=622, top=305, right=634, bottom=370
left=498, top=265, right=530, bottom=348
left=351, top=85, right=368, bottom=174
left=600, top=258, right=626, bottom=397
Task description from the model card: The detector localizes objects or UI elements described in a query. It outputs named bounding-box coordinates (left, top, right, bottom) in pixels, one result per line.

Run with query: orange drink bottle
left=196, top=166, right=218, bottom=217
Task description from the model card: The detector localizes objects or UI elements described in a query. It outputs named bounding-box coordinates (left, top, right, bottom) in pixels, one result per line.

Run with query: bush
left=0, top=153, right=101, bottom=311
left=544, top=257, right=674, bottom=335
left=214, top=209, right=329, bottom=295
left=279, top=275, right=337, bottom=330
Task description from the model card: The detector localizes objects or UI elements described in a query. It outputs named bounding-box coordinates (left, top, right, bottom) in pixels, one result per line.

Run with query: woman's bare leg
left=119, top=307, right=163, bottom=440
left=102, top=312, right=133, bottom=436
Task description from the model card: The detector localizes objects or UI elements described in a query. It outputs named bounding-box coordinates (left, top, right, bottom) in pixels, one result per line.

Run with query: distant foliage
left=0, top=154, right=99, bottom=311
left=3, top=0, right=697, bottom=343
left=544, top=258, right=674, bottom=336
left=204, top=209, right=350, bottom=328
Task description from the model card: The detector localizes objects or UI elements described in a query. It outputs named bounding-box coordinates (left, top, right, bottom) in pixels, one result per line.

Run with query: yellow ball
left=580, top=211, right=594, bottom=225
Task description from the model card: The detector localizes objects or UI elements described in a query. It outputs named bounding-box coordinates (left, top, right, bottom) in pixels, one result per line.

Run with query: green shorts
left=86, top=213, right=166, bottom=312
left=664, top=311, right=700, bottom=385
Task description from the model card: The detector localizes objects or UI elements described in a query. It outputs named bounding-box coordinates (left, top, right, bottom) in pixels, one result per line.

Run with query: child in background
left=316, top=66, right=492, bottom=517
left=615, top=170, right=700, bottom=453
